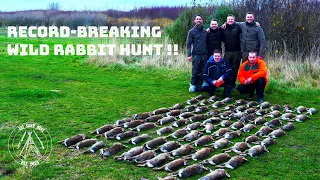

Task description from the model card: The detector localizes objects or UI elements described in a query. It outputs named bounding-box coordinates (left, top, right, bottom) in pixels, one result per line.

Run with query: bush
left=165, top=9, right=192, bottom=47
left=206, top=5, right=237, bottom=26
left=165, top=5, right=238, bottom=48
left=166, top=0, right=320, bottom=57
left=229, top=0, right=320, bottom=56
left=165, top=5, right=214, bottom=48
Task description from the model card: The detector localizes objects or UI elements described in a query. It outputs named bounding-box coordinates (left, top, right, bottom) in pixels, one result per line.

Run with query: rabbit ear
left=201, top=160, right=208, bottom=165
left=203, top=166, right=210, bottom=171
left=225, top=171, right=231, bottom=178
left=243, top=157, right=249, bottom=161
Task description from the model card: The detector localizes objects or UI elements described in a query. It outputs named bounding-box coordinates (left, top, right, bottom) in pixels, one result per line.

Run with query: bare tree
left=48, top=2, right=61, bottom=11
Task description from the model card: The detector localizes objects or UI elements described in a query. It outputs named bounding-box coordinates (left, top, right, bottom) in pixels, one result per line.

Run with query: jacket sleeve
left=251, top=60, right=267, bottom=81
left=202, top=62, right=214, bottom=85
left=235, top=22, right=245, bottom=31
left=257, top=27, right=266, bottom=57
left=186, top=30, right=193, bottom=57
left=206, top=33, right=210, bottom=53
left=237, top=62, right=247, bottom=84
left=222, top=61, right=232, bottom=80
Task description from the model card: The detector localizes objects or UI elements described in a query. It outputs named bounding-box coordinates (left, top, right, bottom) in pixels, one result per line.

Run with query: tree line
left=166, top=0, right=320, bottom=57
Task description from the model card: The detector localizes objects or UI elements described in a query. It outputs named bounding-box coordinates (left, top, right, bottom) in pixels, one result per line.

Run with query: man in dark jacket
left=202, top=49, right=232, bottom=97
left=186, top=14, right=208, bottom=92
left=220, top=14, right=242, bottom=89
left=206, top=18, right=222, bottom=60
left=237, top=12, right=266, bottom=61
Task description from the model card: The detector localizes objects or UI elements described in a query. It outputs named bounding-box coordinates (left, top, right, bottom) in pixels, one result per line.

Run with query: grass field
left=0, top=29, right=320, bottom=180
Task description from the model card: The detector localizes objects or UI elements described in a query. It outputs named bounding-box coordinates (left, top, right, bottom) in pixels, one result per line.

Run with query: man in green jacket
left=237, top=12, right=266, bottom=61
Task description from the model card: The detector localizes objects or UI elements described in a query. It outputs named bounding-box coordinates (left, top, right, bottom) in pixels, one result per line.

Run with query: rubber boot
left=208, top=86, right=216, bottom=96
left=223, top=85, right=232, bottom=98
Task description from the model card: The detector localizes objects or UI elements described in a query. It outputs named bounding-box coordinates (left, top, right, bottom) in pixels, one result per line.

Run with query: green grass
left=0, top=31, right=320, bottom=180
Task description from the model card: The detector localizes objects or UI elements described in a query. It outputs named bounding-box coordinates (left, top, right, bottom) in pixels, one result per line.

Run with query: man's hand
left=221, top=23, right=227, bottom=29
left=206, top=28, right=210, bottom=33
left=244, top=77, right=253, bottom=85
left=213, top=80, right=217, bottom=86
left=188, top=56, right=193, bottom=62
left=217, top=77, right=224, bottom=83
left=256, top=22, right=260, bottom=26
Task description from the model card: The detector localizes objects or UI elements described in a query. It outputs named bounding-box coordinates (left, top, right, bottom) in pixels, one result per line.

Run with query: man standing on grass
left=237, top=51, right=268, bottom=103
left=220, top=14, right=242, bottom=91
left=237, top=12, right=266, bottom=62
left=186, top=14, right=208, bottom=92
left=202, top=49, right=232, bottom=98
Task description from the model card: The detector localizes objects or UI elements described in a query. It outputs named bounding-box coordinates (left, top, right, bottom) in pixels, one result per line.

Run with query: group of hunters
left=186, top=12, right=267, bottom=103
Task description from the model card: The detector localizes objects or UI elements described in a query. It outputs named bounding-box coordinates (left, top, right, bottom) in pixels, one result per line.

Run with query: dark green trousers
left=224, top=51, right=242, bottom=87
left=191, top=54, right=207, bottom=88
left=242, top=51, right=250, bottom=62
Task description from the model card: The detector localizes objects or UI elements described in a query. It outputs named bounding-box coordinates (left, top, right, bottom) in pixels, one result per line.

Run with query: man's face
left=210, top=21, right=218, bottom=30
left=248, top=53, right=257, bottom=63
left=227, top=16, right=235, bottom=25
left=194, top=16, right=203, bottom=25
left=213, top=53, right=221, bottom=62
left=246, top=14, right=254, bottom=23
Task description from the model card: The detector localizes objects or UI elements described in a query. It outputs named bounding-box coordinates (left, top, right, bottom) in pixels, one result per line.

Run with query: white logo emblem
left=8, top=123, right=52, bottom=167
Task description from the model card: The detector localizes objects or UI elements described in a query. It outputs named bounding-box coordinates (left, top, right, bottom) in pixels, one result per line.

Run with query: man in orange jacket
left=237, top=51, right=268, bottom=103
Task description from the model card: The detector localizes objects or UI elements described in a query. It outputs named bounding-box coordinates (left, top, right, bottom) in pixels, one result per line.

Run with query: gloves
left=213, top=80, right=225, bottom=87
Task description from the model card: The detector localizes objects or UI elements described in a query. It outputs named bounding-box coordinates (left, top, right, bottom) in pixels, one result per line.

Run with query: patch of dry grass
left=266, top=45, right=320, bottom=88
left=87, top=37, right=191, bottom=70
left=88, top=38, right=320, bottom=88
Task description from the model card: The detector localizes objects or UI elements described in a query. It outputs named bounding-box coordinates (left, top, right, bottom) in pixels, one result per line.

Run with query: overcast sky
left=0, top=0, right=208, bottom=12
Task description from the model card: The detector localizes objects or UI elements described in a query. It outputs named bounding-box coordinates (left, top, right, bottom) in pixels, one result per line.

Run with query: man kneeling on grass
left=237, top=51, right=268, bottom=103
left=202, top=49, right=232, bottom=97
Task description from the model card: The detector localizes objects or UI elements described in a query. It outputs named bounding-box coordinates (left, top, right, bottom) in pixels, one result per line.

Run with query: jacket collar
left=247, top=60, right=258, bottom=66
left=208, top=55, right=224, bottom=63
left=209, top=27, right=219, bottom=32
left=226, top=23, right=235, bottom=28
left=246, top=20, right=255, bottom=26
left=194, top=24, right=204, bottom=30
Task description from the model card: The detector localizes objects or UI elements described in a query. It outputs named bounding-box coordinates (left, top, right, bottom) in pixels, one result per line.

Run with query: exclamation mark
left=167, top=44, right=172, bottom=55
left=167, top=44, right=179, bottom=55
left=173, top=44, right=178, bottom=55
